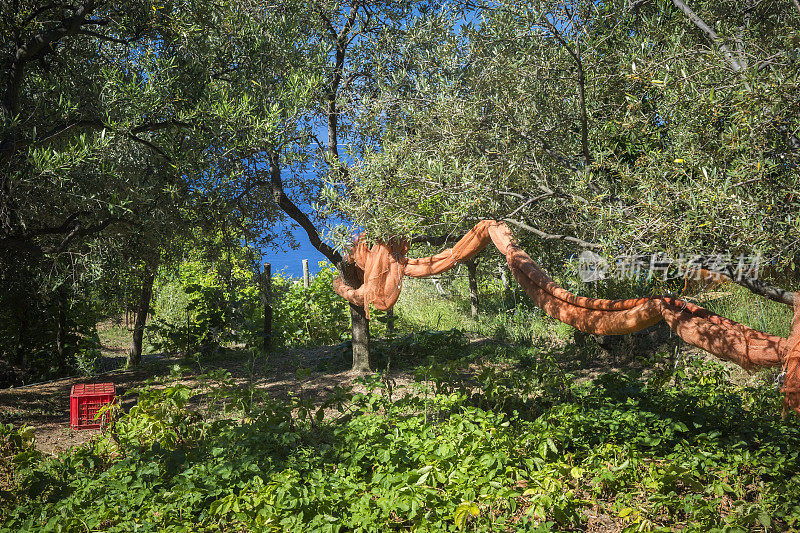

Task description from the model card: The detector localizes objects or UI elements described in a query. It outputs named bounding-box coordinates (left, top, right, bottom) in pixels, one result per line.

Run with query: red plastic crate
left=70, top=383, right=115, bottom=430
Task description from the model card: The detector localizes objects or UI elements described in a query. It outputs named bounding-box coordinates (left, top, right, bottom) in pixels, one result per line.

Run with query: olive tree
left=335, top=0, right=800, bottom=303
left=193, top=0, right=457, bottom=372
left=0, top=1, right=250, bottom=372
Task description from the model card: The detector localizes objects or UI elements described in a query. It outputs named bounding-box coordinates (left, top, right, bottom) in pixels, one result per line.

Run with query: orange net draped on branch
left=331, top=220, right=800, bottom=416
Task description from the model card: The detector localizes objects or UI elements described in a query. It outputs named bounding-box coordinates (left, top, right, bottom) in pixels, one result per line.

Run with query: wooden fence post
left=387, top=308, right=395, bottom=337
left=185, top=308, right=191, bottom=358
left=263, top=263, right=272, bottom=353
left=466, top=259, right=480, bottom=319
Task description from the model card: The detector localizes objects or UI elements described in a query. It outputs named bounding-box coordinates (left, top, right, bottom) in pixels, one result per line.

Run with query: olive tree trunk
left=341, top=262, right=370, bottom=373
left=127, top=263, right=157, bottom=368
left=349, top=302, right=370, bottom=373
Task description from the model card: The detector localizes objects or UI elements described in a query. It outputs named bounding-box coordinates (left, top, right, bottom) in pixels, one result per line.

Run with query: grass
left=397, top=274, right=797, bottom=341
left=395, top=277, right=574, bottom=343
left=701, top=283, right=796, bottom=338
left=95, top=318, right=134, bottom=353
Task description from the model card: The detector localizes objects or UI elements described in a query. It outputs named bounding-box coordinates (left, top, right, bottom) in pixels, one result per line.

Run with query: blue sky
left=263, top=222, right=330, bottom=278
left=257, top=5, right=482, bottom=277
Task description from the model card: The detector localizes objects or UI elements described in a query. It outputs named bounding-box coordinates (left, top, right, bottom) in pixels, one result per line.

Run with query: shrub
left=271, top=262, right=350, bottom=347
left=147, top=259, right=261, bottom=356
left=2, top=353, right=800, bottom=532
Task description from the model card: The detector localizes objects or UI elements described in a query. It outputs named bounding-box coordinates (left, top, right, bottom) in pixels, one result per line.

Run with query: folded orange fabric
left=332, top=220, right=799, bottom=416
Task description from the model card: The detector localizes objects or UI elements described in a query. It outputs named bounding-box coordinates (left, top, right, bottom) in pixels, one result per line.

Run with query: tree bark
left=466, top=259, right=480, bottom=319
left=540, top=16, right=591, bottom=164
left=262, top=5, right=371, bottom=372
left=56, top=285, right=68, bottom=374
left=267, top=153, right=372, bottom=371
left=671, top=0, right=744, bottom=72
left=341, top=262, right=370, bottom=373
left=722, top=269, right=795, bottom=306
left=350, top=302, right=370, bottom=373
left=320, top=5, right=371, bottom=372
left=127, top=263, right=157, bottom=368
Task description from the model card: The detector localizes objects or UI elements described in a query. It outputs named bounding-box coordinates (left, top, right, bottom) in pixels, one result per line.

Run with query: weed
left=2, top=345, right=799, bottom=532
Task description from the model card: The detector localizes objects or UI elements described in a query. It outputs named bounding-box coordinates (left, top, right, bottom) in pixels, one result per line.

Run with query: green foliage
left=67, top=298, right=104, bottom=377
left=3, top=345, right=799, bottom=532
left=147, top=254, right=261, bottom=356
left=271, top=263, right=350, bottom=347
left=147, top=273, right=194, bottom=354
left=335, top=0, right=800, bottom=272
left=3, top=1, right=800, bottom=527
left=147, top=260, right=352, bottom=354
left=0, top=423, right=39, bottom=503
left=0, top=0, right=315, bottom=379
left=0, top=276, right=103, bottom=384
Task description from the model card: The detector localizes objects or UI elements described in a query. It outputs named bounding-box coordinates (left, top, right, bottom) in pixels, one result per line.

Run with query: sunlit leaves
left=338, top=0, right=800, bottom=270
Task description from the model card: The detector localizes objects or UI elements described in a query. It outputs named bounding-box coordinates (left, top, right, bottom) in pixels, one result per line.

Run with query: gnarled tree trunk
left=350, top=302, right=370, bottom=373
left=340, top=262, right=370, bottom=373
left=268, top=151, right=373, bottom=373
left=127, top=263, right=157, bottom=368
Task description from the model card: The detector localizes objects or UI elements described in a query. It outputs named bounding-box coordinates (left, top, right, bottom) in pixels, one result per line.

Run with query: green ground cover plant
left=147, top=258, right=262, bottom=357
left=2, top=339, right=798, bottom=532
left=3, top=257, right=798, bottom=532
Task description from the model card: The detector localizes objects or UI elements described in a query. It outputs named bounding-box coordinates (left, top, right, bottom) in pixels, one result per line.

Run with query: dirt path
left=0, top=343, right=421, bottom=455
left=0, top=355, right=177, bottom=454
left=1, top=325, right=759, bottom=456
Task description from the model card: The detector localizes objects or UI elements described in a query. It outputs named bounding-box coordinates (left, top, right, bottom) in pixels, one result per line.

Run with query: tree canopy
left=335, top=0, right=800, bottom=275
left=1, top=0, right=798, bottom=375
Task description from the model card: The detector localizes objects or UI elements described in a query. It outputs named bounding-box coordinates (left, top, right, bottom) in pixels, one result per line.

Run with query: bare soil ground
left=0, top=340, right=423, bottom=455
left=0, top=364, right=161, bottom=454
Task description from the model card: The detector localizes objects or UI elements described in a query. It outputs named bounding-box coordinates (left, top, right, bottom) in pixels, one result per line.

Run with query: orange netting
left=332, top=220, right=799, bottom=416
left=783, top=298, right=800, bottom=416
